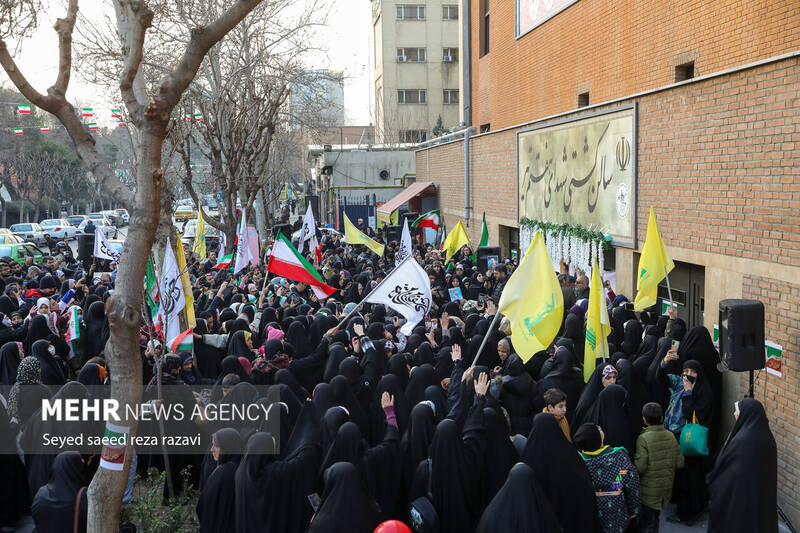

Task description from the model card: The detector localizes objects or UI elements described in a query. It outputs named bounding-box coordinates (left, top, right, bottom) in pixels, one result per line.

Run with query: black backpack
left=408, top=459, right=440, bottom=533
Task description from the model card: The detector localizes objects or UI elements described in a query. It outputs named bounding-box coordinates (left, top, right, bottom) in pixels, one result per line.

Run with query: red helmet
left=374, top=520, right=412, bottom=533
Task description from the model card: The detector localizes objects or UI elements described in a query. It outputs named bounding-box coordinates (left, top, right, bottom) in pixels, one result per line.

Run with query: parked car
left=0, top=233, right=24, bottom=245
left=0, top=242, right=44, bottom=265
left=76, top=218, right=118, bottom=239
left=39, top=219, right=78, bottom=240
left=174, top=205, right=197, bottom=221
left=66, top=214, right=89, bottom=228
left=9, top=223, right=46, bottom=246
left=102, top=210, right=124, bottom=226
left=115, top=209, right=130, bottom=225
left=181, top=219, right=220, bottom=249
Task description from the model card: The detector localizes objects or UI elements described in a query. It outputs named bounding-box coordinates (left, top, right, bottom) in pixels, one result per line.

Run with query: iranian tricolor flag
left=145, top=258, right=160, bottom=322
left=193, top=113, right=204, bottom=121
left=13, top=128, right=23, bottom=136
left=412, top=209, right=440, bottom=231
left=118, top=122, right=127, bottom=128
left=213, top=253, right=234, bottom=270
left=81, top=107, right=93, bottom=117
left=268, top=231, right=336, bottom=299
left=65, top=306, right=81, bottom=359
left=40, top=127, right=50, bottom=133
left=88, top=123, right=98, bottom=130
left=111, top=109, right=122, bottom=118
left=17, top=104, right=31, bottom=114
left=168, top=328, right=193, bottom=353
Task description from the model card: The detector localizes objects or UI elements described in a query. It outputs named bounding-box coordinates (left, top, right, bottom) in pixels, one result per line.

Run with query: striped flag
left=17, top=104, right=31, bottom=114
left=118, top=122, right=127, bottom=128
left=267, top=231, right=336, bottom=299
left=111, top=109, right=122, bottom=118
left=168, top=328, right=193, bottom=354
left=40, top=127, right=50, bottom=133
left=212, top=253, right=234, bottom=270
left=193, top=113, right=204, bottom=121
left=13, top=128, right=23, bottom=136
left=184, top=113, right=192, bottom=121
left=65, top=306, right=81, bottom=359
left=88, top=123, right=98, bottom=130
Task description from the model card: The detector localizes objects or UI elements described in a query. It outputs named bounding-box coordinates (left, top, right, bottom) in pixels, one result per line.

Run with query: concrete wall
left=373, top=0, right=461, bottom=141
left=416, top=56, right=800, bottom=522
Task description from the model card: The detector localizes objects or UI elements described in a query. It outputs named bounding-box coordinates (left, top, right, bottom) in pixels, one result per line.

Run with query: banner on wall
left=517, top=105, right=637, bottom=248
left=516, top=0, right=581, bottom=37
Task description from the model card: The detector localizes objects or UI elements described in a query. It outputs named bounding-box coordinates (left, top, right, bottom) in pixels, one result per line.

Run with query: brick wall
left=470, top=0, right=800, bottom=130
left=416, top=55, right=800, bottom=519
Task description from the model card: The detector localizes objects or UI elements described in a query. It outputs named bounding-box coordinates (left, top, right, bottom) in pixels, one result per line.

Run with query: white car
left=40, top=219, right=78, bottom=240
left=9, top=223, right=46, bottom=246
left=76, top=218, right=118, bottom=239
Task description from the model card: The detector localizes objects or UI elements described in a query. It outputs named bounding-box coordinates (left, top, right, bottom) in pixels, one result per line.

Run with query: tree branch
left=51, top=0, right=78, bottom=97
left=118, top=0, right=153, bottom=125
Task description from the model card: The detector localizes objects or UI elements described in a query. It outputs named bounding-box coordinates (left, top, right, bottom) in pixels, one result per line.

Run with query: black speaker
left=385, top=225, right=401, bottom=242
left=272, top=224, right=293, bottom=240
left=719, top=299, right=765, bottom=371
left=77, top=234, right=93, bottom=266
left=476, top=246, right=502, bottom=273
left=400, top=212, right=418, bottom=227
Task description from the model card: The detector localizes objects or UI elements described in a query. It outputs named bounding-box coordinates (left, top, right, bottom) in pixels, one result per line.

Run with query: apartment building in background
left=371, top=0, right=461, bottom=143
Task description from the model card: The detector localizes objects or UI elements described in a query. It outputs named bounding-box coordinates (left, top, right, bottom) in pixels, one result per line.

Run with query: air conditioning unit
left=443, top=55, right=454, bottom=63
left=397, top=55, right=407, bottom=62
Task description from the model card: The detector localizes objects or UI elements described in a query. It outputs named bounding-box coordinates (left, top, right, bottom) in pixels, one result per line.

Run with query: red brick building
left=416, top=0, right=800, bottom=522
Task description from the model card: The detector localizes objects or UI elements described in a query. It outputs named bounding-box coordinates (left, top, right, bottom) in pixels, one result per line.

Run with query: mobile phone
left=671, top=340, right=680, bottom=351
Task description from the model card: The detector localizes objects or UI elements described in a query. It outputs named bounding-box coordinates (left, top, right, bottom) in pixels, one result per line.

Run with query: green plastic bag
left=680, top=411, right=709, bottom=457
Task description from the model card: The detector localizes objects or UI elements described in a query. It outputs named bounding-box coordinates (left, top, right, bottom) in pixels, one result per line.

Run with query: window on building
left=442, top=4, right=458, bottom=20
left=480, top=0, right=490, bottom=56
left=399, top=130, right=428, bottom=143
left=675, top=61, right=695, bottom=82
left=397, top=89, right=427, bottom=104
left=443, top=89, right=459, bottom=104
left=479, top=123, right=490, bottom=133
left=396, top=4, right=425, bottom=20
left=578, top=92, right=590, bottom=107
left=396, top=47, right=426, bottom=62
left=442, top=47, right=459, bottom=62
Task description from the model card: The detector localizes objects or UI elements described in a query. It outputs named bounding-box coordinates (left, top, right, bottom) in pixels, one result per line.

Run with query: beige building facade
left=372, top=0, right=461, bottom=143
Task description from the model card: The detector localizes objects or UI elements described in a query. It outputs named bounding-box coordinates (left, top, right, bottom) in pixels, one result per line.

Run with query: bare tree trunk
left=1, top=199, right=5, bottom=228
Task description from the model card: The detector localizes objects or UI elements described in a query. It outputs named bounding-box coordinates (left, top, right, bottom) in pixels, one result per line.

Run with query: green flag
left=471, top=212, right=489, bottom=261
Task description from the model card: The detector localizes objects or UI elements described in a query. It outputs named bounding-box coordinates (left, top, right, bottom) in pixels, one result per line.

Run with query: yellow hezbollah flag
left=584, top=257, right=610, bottom=381
left=498, top=231, right=563, bottom=362
left=343, top=212, right=385, bottom=256
left=174, top=232, right=196, bottom=328
left=442, top=220, right=471, bottom=261
left=192, top=205, right=207, bottom=261
left=634, top=206, right=675, bottom=311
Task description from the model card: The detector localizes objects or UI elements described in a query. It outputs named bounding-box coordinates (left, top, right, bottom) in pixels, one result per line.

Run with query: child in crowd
left=634, top=402, right=685, bottom=533
left=574, top=423, right=641, bottom=533
left=543, top=388, right=571, bottom=442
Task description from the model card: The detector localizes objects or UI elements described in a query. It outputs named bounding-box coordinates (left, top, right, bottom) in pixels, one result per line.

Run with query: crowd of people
left=0, top=217, right=779, bottom=533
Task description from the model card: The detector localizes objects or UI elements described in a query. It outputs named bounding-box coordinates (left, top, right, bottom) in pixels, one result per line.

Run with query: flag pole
left=335, top=254, right=414, bottom=330
left=470, top=311, right=502, bottom=367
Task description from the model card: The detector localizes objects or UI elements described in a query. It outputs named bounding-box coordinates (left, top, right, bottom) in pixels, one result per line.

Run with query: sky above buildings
left=0, top=0, right=372, bottom=126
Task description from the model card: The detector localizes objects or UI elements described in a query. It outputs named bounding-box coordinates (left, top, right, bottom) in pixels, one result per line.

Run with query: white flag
left=93, top=227, right=120, bottom=262
left=395, top=218, right=412, bottom=266
left=365, top=256, right=431, bottom=335
left=297, top=204, right=318, bottom=255
left=160, top=237, right=185, bottom=343
left=233, top=210, right=252, bottom=274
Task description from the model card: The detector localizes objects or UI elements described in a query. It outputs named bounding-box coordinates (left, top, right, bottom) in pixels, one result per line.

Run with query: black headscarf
left=680, top=359, right=713, bottom=427
left=30, top=452, right=87, bottom=533
left=194, top=319, right=225, bottom=379
left=197, top=429, right=242, bottom=533
left=621, top=319, right=643, bottom=356
left=77, top=363, right=104, bottom=387
left=401, top=402, right=436, bottom=477
left=320, top=406, right=350, bottom=458
left=404, top=364, right=437, bottom=407
left=376, top=373, right=409, bottom=434
left=572, top=364, right=604, bottom=429
left=678, top=326, right=722, bottom=399
left=307, top=462, right=382, bottom=533
left=84, top=301, right=106, bottom=359
left=386, top=353, right=409, bottom=390
left=521, top=413, right=600, bottom=533
left=707, top=398, right=777, bottom=533
left=537, top=347, right=584, bottom=415
left=227, top=330, right=254, bottom=360
left=480, top=407, right=518, bottom=508
left=32, top=339, right=65, bottom=386
left=0, top=341, right=22, bottom=385
left=590, top=384, right=635, bottom=453
left=24, top=314, right=53, bottom=356
left=476, top=462, right=562, bottom=533
left=285, top=320, right=312, bottom=358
